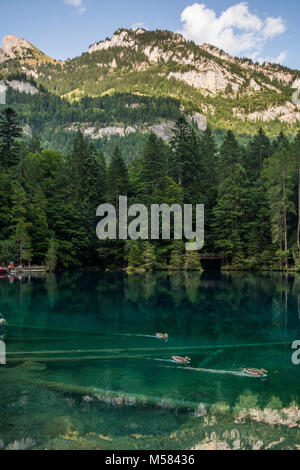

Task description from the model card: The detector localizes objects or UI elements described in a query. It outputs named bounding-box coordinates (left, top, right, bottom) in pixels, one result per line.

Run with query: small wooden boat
left=172, top=356, right=191, bottom=364
left=243, top=368, right=267, bottom=377
left=156, top=333, right=168, bottom=339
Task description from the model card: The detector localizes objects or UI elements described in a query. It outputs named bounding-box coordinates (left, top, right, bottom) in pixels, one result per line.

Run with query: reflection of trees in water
left=184, top=272, right=201, bottom=304
left=292, top=274, right=300, bottom=331
left=0, top=271, right=299, bottom=339
left=44, top=274, right=58, bottom=308
left=169, top=273, right=185, bottom=307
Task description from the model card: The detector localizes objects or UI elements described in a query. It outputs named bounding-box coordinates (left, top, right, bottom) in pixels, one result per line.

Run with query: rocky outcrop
left=168, top=69, right=240, bottom=94
left=0, top=34, right=56, bottom=65
left=292, top=78, right=300, bottom=89
left=68, top=124, right=136, bottom=139
left=148, top=122, right=175, bottom=140
left=1, top=34, right=34, bottom=60
left=0, top=80, right=38, bottom=96
left=67, top=121, right=177, bottom=141
left=247, top=101, right=300, bottom=123
left=89, top=30, right=137, bottom=53
left=143, top=46, right=173, bottom=63
left=0, top=48, right=7, bottom=64
left=88, top=28, right=184, bottom=54
left=201, top=43, right=236, bottom=64
left=189, top=113, right=207, bottom=131
left=249, top=79, right=261, bottom=92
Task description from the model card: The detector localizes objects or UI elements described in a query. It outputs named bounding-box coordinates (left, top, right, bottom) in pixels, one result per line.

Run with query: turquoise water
left=0, top=271, right=299, bottom=450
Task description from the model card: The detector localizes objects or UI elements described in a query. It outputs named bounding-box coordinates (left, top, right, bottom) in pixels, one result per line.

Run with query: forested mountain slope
left=0, top=29, right=300, bottom=156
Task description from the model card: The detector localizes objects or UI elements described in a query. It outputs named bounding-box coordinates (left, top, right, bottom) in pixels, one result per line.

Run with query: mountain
left=0, top=34, right=56, bottom=65
left=0, top=28, right=300, bottom=155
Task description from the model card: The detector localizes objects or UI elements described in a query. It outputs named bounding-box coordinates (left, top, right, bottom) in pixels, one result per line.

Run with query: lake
left=0, top=271, right=299, bottom=450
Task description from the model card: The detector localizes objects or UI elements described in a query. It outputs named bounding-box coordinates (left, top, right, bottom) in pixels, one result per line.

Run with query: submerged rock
left=6, top=437, right=35, bottom=450
left=194, top=403, right=207, bottom=417
left=249, top=405, right=300, bottom=428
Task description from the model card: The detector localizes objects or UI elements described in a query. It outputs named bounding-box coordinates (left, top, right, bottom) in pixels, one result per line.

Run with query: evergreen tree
left=28, top=135, right=43, bottom=154
left=45, top=237, right=57, bottom=272
left=184, top=250, right=202, bottom=271
left=245, top=128, right=271, bottom=181
left=143, top=242, right=157, bottom=271
left=13, top=220, right=32, bottom=266
left=0, top=107, right=22, bottom=168
left=126, top=241, right=145, bottom=270
left=263, top=148, right=295, bottom=269
left=169, top=241, right=184, bottom=271
left=293, top=132, right=300, bottom=249
left=27, top=186, right=50, bottom=263
left=107, top=146, right=129, bottom=206
left=199, top=127, right=218, bottom=250
left=139, top=133, right=167, bottom=204
left=213, top=164, right=250, bottom=264
left=11, top=181, right=28, bottom=225
left=218, top=130, right=242, bottom=180
left=170, top=117, right=203, bottom=203
left=68, top=129, right=88, bottom=202
left=0, top=172, right=13, bottom=240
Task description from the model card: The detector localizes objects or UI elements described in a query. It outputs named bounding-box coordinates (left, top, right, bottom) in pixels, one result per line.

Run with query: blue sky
left=0, top=0, right=299, bottom=68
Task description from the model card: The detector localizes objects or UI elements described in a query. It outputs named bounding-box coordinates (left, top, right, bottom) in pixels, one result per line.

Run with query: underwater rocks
left=247, top=405, right=300, bottom=429
left=194, top=403, right=207, bottom=417
left=191, top=428, right=292, bottom=451
left=5, top=438, right=35, bottom=451
left=83, top=395, right=94, bottom=403
left=18, top=376, right=200, bottom=412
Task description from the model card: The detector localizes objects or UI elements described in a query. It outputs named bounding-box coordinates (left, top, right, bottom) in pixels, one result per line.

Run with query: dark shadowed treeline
left=0, top=107, right=300, bottom=271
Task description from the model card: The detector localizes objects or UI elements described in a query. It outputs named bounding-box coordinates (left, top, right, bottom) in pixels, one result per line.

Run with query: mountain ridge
left=0, top=33, right=58, bottom=65
left=0, top=28, right=300, bottom=153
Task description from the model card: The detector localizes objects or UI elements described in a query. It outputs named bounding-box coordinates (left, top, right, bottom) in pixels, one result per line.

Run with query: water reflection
left=0, top=271, right=299, bottom=340
left=0, top=271, right=299, bottom=450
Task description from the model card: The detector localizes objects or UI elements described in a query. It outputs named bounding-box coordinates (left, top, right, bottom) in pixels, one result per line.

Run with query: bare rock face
left=0, top=80, right=38, bottom=96
left=89, top=30, right=136, bottom=53
left=148, top=122, right=175, bottom=141
left=67, top=121, right=176, bottom=141
left=248, top=101, right=300, bottom=123
left=0, top=48, right=7, bottom=64
left=2, top=34, right=33, bottom=59
left=189, top=113, right=207, bottom=131
left=292, top=78, right=300, bottom=89
left=168, top=69, right=236, bottom=94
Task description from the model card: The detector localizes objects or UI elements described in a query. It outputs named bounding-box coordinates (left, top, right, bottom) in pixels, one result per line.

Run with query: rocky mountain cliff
left=87, top=29, right=298, bottom=97
left=0, top=34, right=56, bottom=65
left=0, top=29, right=300, bottom=148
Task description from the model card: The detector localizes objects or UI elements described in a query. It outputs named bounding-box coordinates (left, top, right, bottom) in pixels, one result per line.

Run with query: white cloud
left=257, top=50, right=287, bottom=65
left=64, top=0, right=86, bottom=14
left=263, top=17, right=285, bottom=39
left=179, top=2, right=286, bottom=63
